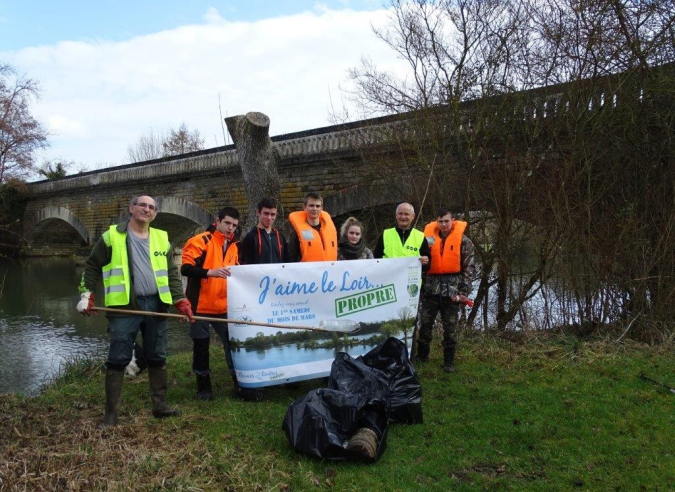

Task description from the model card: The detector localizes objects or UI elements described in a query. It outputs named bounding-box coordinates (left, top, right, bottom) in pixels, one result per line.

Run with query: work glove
left=76, top=292, right=97, bottom=316
left=174, top=298, right=195, bottom=323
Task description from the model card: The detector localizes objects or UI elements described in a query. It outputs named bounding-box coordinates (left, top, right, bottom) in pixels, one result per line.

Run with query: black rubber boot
left=196, top=374, right=214, bottom=401
left=415, top=341, right=430, bottom=363
left=443, top=346, right=457, bottom=373
left=149, top=366, right=181, bottom=418
left=98, top=368, right=124, bottom=429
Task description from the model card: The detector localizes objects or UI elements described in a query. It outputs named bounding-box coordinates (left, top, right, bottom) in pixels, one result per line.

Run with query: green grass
left=1, top=331, right=674, bottom=491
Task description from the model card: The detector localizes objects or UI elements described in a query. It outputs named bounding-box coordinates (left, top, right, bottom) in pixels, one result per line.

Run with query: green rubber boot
left=149, top=366, right=181, bottom=418
left=98, top=368, right=124, bottom=429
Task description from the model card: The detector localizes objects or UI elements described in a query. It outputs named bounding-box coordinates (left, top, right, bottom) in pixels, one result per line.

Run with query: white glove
left=76, top=292, right=96, bottom=315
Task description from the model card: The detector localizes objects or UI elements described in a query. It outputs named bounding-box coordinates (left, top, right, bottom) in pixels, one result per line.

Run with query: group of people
left=77, top=192, right=474, bottom=428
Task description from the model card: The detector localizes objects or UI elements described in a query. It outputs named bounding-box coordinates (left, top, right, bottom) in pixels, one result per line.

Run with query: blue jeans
left=107, top=295, right=167, bottom=370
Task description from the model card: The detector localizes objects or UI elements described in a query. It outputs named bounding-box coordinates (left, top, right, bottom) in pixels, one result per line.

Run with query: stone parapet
left=21, top=116, right=403, bottom=256
left=27, top=151, right=240, bottom=195
left=26, top=117, right=403, bottom=197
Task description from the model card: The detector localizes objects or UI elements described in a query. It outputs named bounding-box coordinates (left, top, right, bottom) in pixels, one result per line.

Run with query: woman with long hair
left=337, top=217, right=374, bottom=260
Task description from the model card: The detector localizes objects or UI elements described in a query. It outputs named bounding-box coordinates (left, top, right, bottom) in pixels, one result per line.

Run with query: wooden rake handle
left=92, top=306, right=350, bottom=333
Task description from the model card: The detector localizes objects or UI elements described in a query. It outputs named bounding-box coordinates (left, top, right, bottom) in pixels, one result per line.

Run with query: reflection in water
left=0, top=258, right=192, bottom=396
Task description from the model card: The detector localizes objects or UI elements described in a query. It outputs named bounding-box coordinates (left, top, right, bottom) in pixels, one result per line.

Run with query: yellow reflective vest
left=382, top=228, right=425, bottom=258
left=101, top=226, right=173, bottom=306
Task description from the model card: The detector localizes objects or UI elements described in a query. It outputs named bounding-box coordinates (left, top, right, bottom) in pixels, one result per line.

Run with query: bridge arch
left=28, top=206, right=89, bottom=245
left=155, top=196, right=215, bottom=226
left=155, top=197, right=216, bottom=247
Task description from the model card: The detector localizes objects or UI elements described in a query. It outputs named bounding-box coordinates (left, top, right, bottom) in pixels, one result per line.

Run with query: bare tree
left=162, top=122, right=205, bottom=156
left=0, top=64, right=48, bottom=183
left=342, top=0, right=675, bottom=334
left=125, top=128, right=166, bottom=163
left=125, top=122, right=205, bottom=163
left=345, top=0, right=546, bottom=330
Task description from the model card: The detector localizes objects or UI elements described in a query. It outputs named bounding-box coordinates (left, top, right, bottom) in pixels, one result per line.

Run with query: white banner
left=227, top=257, right=421, bottom=387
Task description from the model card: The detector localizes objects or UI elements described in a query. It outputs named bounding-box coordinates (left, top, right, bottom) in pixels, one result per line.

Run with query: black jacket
left=239, top=226, right=288, bottom=264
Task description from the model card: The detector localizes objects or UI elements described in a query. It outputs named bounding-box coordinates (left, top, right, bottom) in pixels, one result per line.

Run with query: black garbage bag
left=328, top=351, right=389, bottom=399
left=360, top=337, right=423, bottom=424
left=329, top=337, right=423, bottom=424
left=281, top=388, right=388, bottom=463
left=282, top=337, right=421, bottom=463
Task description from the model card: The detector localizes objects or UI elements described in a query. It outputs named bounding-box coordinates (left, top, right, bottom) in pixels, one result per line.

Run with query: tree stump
left=225, top=112, right=281, bottom=228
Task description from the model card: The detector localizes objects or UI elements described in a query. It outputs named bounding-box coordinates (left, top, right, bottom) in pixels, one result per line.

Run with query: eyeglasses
left=134, top=202, right=157, bottom=211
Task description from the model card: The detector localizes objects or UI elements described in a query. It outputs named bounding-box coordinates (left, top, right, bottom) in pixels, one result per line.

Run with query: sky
left=0, top=0, right=406, bottom=173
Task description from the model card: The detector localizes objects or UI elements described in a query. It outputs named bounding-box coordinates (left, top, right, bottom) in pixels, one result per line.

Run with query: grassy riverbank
left=1, top=331, right=674, bottom=491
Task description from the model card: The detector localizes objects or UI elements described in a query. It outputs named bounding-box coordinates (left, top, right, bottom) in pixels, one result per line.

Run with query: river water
left=0, top=258, right=192, bottom=396
left=0, top=255, right=576, bottom=395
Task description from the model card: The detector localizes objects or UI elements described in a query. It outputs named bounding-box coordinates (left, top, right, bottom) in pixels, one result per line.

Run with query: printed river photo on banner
left=228, top=257, right=422, bottom=388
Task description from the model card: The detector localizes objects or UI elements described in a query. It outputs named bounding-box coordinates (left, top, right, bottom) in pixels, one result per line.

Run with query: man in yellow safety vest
left=373, top=202, right=431, bottom=266
left=77, top=195, right=194, bottom=428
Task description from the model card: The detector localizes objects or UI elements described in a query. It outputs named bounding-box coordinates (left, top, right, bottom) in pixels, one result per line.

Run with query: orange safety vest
left=288, top=210, right=338, bottom=262
left=182, top=230, right=238, bottom=314
left=424, top=220, right=467, bottom=274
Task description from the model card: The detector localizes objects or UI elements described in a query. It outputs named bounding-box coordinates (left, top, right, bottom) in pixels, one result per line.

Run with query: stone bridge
left=22, top=115, right=417, bottom=256
left=23, top=64, right=651, bottom=257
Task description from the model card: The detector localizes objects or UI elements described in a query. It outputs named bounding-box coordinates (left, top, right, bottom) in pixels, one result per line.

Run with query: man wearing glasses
left=77, top=195, right=195, bottom=428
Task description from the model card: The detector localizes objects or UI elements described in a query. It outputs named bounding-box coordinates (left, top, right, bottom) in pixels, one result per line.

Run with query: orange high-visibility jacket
left=182, top=230, right=238, bottom=314
left=424, top=220, right=467, bottom=274
left=288, top=210, right=338, bottom=262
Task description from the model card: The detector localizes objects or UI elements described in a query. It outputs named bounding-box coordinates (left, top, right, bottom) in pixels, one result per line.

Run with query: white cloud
left=203, top=7, right=226, bottom=24
left=47, top=115, right=89, bottom=138
left=313, top=2, right=331, bottom=13
left=2, top=7, right=407, bottom=170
